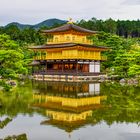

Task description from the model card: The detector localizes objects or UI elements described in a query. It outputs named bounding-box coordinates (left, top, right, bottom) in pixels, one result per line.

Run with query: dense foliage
left=91, top=32, right=140, bottom=77
left=0, top=34, right=29, bottom=78
left=0, top=34, right=32, bottom=90
left=77, top=18, right=140, bottom=38
left=0, top=25, right=47, bottom=45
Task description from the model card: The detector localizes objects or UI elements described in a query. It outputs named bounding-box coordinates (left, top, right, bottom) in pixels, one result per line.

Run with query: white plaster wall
left=94, top=83, right=100, bottom=95
left=95, top=62, right=100, bottom=72
left=89, top=62, right=100, bottom=73
left=89, top=64, right=95, bottom=72
left=89, top=83, right=100, bottom=95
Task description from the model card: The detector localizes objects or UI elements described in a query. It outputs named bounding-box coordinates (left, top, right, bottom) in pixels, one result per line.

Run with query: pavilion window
left=48, top=38, right=53, bottom=42
left=82, top=38, right=85, bottom=43
left=69, top=64, right=73, bottom=69
left=72, top=36, right=75, bottom=41
left=66, top=36, right=70, bottom=41
left=64, top=64, right=69, bottom=69
left=53, top=64, right=59, bottom=70
left=47, top=64, right=53, bottom=70
left=54, top=37, right=58, bottom=42
left=58, top=64, right=62, bottom=69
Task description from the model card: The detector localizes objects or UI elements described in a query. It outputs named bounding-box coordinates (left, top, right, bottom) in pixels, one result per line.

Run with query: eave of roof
left=42, top=23, right=97, bottom=34
left=28, top=60, right=41, bottom=66
left=29, top=43, right=108, bottom=50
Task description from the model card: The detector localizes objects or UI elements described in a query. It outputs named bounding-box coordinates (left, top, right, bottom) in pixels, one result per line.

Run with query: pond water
left=0, top=80, right=140, bottom=140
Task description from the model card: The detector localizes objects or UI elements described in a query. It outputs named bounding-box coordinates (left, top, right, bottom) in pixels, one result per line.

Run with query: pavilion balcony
left=47, top=40, right=92, bottom=45
left=33, top=55, right=46, bottom=60
left=33, top=55, right=107, bottom=61
left=33, top=70, right=105, bottom=76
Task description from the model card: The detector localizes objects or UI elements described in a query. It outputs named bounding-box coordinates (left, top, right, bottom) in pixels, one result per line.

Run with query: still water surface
left=0, top=81, right=140, bottom=140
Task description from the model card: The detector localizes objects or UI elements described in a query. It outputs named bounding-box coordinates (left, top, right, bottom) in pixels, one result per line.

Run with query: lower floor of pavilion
left=30, top=59, right=107, bottom=82
left=31, top=59, right=101, bottom=75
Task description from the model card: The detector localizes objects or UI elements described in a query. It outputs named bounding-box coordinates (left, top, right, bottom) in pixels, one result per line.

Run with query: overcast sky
left=0, top=0, right=140, bottom=26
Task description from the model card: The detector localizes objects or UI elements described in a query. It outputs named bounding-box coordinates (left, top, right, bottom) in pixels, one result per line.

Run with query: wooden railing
left=47, top=40, right=92, bottom=45
left=33, top=71, right=106, bottom=76
left=33, top=55, right=107, bottom=61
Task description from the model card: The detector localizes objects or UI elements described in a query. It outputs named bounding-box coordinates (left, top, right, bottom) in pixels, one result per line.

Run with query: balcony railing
left=33, top=55, right=107, bottom=61
left=47, top=40, right=92, bottom=45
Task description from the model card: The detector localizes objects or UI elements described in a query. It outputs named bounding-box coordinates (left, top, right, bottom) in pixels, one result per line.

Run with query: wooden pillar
left=46, top=60, right=47, bottom=73
left=62, top=61, right=64, bottom=72
left=76, top=60, right=78, bottom=74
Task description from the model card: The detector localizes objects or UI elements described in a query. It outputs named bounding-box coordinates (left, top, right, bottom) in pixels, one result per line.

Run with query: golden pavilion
left=30, top=20, right=108, bottom=81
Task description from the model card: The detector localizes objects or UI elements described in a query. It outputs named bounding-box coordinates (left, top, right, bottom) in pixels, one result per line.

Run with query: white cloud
left=0, top=0, right=140, bottom=26
left=121, top=0, right=140, bottom=5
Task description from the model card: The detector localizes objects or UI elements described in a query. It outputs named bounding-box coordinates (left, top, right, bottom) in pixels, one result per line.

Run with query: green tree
left=103, top=18, right=117, bottom=34
left=0, top=34, right=28, bottom=90
left=113, top=44, right=140, bottom=77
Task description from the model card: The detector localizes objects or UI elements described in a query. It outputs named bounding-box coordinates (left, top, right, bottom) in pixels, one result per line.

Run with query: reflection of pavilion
left=32, top=82, right=106, bottom=132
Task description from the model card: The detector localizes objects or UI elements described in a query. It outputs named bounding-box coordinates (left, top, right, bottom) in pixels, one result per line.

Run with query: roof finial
left=67, top=18, right=74, bottom=24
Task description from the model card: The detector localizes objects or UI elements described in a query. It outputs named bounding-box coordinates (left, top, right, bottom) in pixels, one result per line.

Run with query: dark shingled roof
left=42, top=23, right=97, bottom=34
left=30, top=43, right=108, bottom=50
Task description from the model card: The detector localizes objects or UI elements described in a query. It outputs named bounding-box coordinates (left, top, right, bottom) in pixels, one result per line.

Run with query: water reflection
left=0, top=117, right=12, bottom=129
left=4, top=133, right=27, bottom=140
left=32, top=82, right=107, bottom=132
left=0, top=81, right=140, bottom=140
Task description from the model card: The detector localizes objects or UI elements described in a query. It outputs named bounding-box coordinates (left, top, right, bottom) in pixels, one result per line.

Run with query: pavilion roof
left=42, top=23, right=97, bottom=34
left=41, top=119, right=97, bottom=133
left=33, top=103, right=103, bottom=113
left=28, top=60, right=41, bottom=66
left=30, top=43, right=108, bottom=50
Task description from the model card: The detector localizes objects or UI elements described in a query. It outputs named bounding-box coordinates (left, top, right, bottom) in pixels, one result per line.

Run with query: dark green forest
left=77, top=18, right=140, bottom=38
left=2, top=18, right=140, bottom=38
left=0, top=18, right=140, bottom=90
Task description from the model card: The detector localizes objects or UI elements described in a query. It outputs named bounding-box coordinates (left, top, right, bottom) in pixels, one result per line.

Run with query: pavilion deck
left=33, top=70, right=105, bottom=76
left=33, top=70, right=107, bottom=82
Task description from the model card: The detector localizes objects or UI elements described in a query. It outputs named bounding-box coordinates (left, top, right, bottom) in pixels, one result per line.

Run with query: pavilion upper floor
left=47, top=32, right=93, bottom=45
left=42, top=23, right=97, bottom=45
left=31, top=43, right=108, bottom=61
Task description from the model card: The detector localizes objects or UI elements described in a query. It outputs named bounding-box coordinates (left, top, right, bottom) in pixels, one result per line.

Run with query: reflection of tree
left=4, top=133, right=27, bottom=140
left=93, top=82, right=140, bottom=126
left=0, top=80, right=35, bottom=117
left=0, top=117, right=12, bottom=129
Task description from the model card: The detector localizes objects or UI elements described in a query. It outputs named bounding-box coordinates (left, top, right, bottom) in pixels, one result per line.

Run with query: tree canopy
left=77, top=18, right=140, bottom=38
left=0, top=34, right=29, bottom=90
